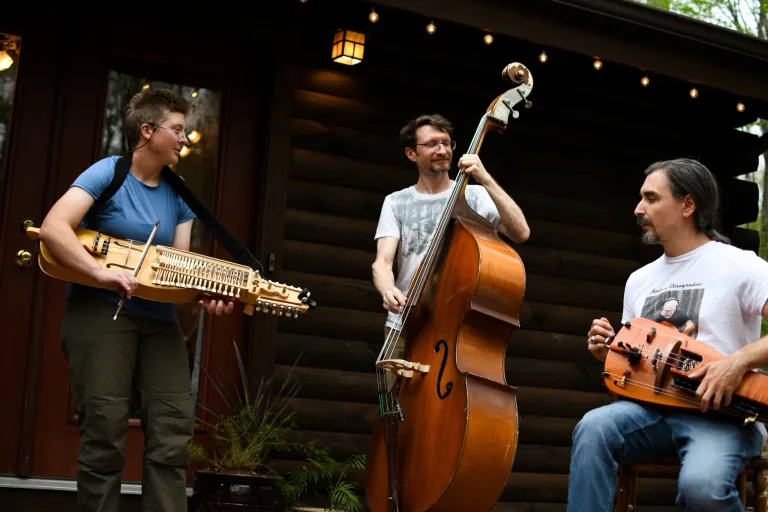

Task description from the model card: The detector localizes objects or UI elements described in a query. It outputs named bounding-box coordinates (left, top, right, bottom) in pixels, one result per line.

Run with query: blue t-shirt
left=67, top=155, right=196, bottom=323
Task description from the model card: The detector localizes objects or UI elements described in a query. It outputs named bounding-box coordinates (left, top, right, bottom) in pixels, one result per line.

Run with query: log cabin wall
left=260, top=3, right=762, bottom=510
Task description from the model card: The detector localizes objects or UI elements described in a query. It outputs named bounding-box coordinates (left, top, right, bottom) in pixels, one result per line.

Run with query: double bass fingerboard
left=151, top=246, right=251, bottom=298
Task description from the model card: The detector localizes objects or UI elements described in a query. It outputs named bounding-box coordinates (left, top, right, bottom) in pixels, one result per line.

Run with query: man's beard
left=638, top=216, right=661, bottom=245
left=429, top=160, right=450, bottom=174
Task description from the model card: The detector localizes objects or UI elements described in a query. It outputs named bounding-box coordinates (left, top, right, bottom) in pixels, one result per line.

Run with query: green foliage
left=639, top=0, right=768, bottom=38
left=187, top=340, right=304, bottom=477
left=281, top=445, right=367, bottom=512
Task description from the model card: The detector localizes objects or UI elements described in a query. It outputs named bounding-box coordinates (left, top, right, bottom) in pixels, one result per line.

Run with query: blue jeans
left=568, top=399, right=763, bottom=512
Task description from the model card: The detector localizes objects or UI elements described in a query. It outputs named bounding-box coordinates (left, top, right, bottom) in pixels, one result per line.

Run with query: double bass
left=602, top=317, right=768, bottom=425
left=365, top=62, right=534, bottom=512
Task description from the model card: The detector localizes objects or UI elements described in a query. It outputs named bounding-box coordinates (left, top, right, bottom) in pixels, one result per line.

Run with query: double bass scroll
left=365, top=61, right=534, bottom=512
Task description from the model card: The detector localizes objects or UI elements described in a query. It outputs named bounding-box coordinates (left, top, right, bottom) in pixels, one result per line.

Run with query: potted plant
left=187, top=340, right=303, bottom=511
left=281, top=447, right=367, bottom=512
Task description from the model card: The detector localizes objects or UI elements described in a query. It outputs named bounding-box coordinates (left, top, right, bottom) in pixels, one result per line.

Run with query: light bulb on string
left=426, top=21, right=436, bottom=34
left=593, top=58, right=602, bottom=70
left=369, top=7, right=379, bottom=23
left=641, top=76, right=650, bottom=87
left=737, top=102, right=745, bottom=112
left=539, top=50, right=548, bottom=63
left=689, top=88, right=698, bottom=98
left=484, top=34, right=493, bottom=45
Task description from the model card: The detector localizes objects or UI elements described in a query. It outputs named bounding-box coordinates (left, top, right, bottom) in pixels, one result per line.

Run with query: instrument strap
left=89, top=153, right=264, bottom=275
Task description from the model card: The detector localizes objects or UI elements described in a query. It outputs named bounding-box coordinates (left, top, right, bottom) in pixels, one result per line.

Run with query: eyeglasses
left=416, top=140, right=457, bottom=150
left=150, top=124, right=190, bottom=145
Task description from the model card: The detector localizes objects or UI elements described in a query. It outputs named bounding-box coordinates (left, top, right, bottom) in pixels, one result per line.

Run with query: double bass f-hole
left=434, top=340, right=453, bottom=399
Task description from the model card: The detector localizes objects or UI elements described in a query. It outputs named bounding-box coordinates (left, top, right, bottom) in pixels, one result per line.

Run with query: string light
left=142, top=83, right=150, bottom=90
left=191, top=90, right=198, bottom=98
left=312, top=22, right=745, bottom=114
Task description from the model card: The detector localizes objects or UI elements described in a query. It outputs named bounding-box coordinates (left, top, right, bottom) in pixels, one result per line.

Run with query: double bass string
left=374, top=114, right=489, bottom=421
left=377, top=114, right=489, bottom=364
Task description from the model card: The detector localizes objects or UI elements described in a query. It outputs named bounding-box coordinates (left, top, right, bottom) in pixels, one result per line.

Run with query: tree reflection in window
left=100, top=70, right=221, bottom=420
left=0, top=33, right=21, bottom=228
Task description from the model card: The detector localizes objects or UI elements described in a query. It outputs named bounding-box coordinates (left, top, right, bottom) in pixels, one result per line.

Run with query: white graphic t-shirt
left=622, top=240, right=768, bottom=441
left=374, top=181, right=500, bottom=330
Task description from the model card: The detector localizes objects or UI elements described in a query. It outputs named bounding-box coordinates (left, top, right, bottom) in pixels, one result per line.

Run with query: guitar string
left=602, top=371, right=763, bottom=423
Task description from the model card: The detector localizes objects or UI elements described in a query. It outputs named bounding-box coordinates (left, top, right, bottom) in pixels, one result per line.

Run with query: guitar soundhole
left=434, top=340, right=453, bottom=399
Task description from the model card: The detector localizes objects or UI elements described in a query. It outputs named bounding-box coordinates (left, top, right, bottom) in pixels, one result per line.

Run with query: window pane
left=0, top=33, right=22, bottom=227
left=100, top=70, right=221, bottom=419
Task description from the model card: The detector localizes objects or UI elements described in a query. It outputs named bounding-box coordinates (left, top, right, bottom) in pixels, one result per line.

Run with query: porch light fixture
left=332, top=29, right=365, bottom=65
left=0, top=51, right=12, bottom=71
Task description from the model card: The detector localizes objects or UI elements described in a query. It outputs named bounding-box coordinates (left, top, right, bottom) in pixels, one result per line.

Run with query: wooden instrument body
left=604, top=317, right=768, bottom=422
left=26, top=226, right=310, bottom=317
left=365, top=196, right=526, bottom=512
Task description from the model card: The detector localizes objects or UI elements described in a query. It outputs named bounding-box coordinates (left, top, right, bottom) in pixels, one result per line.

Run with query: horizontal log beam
left=278, top=367, right=612, bottom=418
left=276, top=331, right=605, bottom=391
left=287, top=398, right=581, bottom=447
left=280, top=268, right=623, bottom=316
left=279, top=300, right=619, bottom=342
left=282, top=199, right=655, bottom=264
left=291, top=86, right=758, bottom=179
left=289, top=148, right=641, bottom=235
left=281, top=239, right=641, bottom=287
left=269, top=459, right=681, bottom=505
left=287, top=429, right=572, bottom=474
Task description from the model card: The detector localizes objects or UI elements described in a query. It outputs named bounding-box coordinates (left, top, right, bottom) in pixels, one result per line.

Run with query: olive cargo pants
left=61, top=297, right=195, bottom=512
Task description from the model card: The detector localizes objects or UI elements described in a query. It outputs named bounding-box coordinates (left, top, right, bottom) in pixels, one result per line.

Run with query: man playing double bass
left=371, top=113, right=531, bottom=382
left=572, top=158, right=768, bottom=511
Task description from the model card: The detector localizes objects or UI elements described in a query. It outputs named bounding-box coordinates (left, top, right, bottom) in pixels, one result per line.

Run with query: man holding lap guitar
left=570, top=158, right=768, bottom=511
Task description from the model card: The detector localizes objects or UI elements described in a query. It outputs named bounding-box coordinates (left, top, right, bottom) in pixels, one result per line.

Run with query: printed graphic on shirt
left=400, top=200, right=447, bottom=260
left=639, top=283, right=704, bottom=339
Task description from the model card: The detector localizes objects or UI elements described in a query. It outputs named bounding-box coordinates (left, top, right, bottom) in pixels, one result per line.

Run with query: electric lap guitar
left=603, top=317, right=768, bottom=425
left=25, top=223, right=316, bottom=319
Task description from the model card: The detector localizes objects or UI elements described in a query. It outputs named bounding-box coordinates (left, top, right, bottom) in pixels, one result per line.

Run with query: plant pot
left=192, top=469, right=284, bottom=511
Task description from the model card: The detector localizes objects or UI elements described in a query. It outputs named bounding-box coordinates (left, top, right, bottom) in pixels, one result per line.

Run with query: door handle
left=15, top=249, right=33, bottom=267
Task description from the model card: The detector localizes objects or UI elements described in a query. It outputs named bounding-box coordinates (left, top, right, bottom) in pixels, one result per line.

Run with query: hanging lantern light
left=331, top=29, right=365, bottom=65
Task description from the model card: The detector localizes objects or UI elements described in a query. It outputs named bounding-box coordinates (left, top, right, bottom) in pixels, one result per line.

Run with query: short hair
left=644, top=158, right=730, bottom=244
left=123, top=88, right=190, bottom=149
left=399, top=114, right=453, bottom=150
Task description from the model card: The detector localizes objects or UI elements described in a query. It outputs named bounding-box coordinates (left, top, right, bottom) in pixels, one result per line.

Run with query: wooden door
left=0, top=22, right=268, bottom=482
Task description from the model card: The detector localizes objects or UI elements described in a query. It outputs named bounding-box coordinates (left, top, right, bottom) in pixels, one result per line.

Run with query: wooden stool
left=614, top=456, right=768, bottom=512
